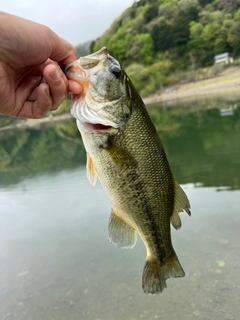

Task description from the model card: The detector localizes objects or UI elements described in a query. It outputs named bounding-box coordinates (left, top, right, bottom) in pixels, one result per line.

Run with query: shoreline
left=143, top=66, right=240, bottom=105
left=0, top=113, right=73, bottom=132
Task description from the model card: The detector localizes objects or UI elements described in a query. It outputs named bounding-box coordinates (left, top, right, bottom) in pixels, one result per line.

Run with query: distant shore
left=143, top=66, right=240, bottom=105
left=0, top=113, right=72, bottom=132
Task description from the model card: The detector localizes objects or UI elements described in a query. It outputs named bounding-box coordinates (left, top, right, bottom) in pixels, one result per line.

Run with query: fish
left=64, top=47, right=191, bottom=294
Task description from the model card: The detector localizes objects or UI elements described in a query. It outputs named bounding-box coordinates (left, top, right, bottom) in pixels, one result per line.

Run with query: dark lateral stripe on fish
left=121, top=170, right=169, bottom=262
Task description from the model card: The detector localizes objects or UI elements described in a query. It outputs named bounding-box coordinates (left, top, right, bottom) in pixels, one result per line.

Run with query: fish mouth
left=62, top=47, right=108, bottom=89
left=77, top=119, right=121, bottom=133
left=82, top=122, right=114, bottom=132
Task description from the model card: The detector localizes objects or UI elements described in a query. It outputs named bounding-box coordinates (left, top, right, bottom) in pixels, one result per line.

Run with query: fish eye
left=110, top=66, right=122, bottom=79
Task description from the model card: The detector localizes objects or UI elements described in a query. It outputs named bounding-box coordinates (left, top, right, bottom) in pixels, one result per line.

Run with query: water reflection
left=0, top=119, right=86, bottom=187
left=0, top=101, right=239, bottom=190
left=148, top=104, right=240, bottom=190
left=0, top=100, right=239, bottom=320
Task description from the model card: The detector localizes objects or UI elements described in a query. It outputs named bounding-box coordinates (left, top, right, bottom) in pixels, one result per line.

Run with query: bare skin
left=0, top=12, right=83, bottom=118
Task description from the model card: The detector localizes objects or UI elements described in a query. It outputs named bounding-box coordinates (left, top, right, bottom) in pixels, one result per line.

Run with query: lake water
left=0, top=97, right=239, bottom=320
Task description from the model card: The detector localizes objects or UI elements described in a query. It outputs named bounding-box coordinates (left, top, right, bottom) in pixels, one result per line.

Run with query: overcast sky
left=2, top=0, right=134, bottom=45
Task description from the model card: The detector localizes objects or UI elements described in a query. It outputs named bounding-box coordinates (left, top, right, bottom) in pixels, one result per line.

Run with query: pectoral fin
left=108, top=208, right=137, bottom=249
left=104, top=139, right=137, bottom=169
left=171, top=180, right=191, bottom=230
left=86, top=153, right=97, bottom=186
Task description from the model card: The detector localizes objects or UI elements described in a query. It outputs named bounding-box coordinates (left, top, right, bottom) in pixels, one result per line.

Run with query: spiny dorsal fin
left=108, top=208, right=137, bottom=249
left=171, top=180, right=191, bottom=230
left=86, top=153, right=97, bottom=186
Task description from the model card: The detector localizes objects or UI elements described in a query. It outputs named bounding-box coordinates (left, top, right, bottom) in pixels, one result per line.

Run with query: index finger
left=47, top=31, right=77, bottom=65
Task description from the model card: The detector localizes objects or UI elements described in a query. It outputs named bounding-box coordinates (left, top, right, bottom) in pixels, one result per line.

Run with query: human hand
left=0, top=12, right=83, bottom=119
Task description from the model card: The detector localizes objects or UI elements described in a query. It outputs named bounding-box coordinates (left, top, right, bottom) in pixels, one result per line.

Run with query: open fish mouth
left=88, top=123, right=113, bottom=130
left=79, top=122, right=114, bottom=132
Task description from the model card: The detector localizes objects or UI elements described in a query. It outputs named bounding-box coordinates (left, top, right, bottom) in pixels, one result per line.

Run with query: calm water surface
left=0, top=98, right=239, bottom=320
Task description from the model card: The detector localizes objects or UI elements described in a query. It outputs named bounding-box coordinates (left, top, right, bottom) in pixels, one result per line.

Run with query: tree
left=138, top=33, right=154, bottom=64
left=228, top=21, right=240, bottom=55
left=188, top=22, right=212, bottom=66
left=172, top=14, right=191, bottom=46
left=178, top=0, right=200, bottom=22
left=148, top=17, right=174, bottom=52
left=144, top=3, right=159, bottom=23
left=217, top=0, right=240, bottom=14
left=198, top=0, right=214, bottom=7
left=126, top=33, right=154, bottom=64
left=125, top=63, right=161, bottom=96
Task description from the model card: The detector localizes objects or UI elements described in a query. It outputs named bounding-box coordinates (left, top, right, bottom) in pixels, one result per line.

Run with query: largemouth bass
left=64, top=47, right=191, bottom=294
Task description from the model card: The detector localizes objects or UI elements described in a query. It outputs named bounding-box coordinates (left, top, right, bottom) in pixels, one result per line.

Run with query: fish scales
left=64, top=47, right=191, bottom=294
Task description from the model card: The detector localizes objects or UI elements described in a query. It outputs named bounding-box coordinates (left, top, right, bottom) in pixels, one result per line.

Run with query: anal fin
left=108, top=208, right=137, bottom=249
left=86, top=153, right=97, bottom=186
left=171, top=180, right=191, bottom=230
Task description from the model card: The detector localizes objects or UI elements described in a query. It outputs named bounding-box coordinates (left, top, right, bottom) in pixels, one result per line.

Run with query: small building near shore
left=214, top=52, right=233, bottom=64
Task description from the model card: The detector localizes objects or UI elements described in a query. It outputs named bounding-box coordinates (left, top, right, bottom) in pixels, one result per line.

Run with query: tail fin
left=142, top=252, right=185, bottom=295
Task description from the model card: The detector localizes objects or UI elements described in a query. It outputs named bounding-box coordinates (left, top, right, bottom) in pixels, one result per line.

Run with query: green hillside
left=91, top=0, right=240, bottom=96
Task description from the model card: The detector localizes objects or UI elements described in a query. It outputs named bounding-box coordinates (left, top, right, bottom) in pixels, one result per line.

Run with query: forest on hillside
left=91, top=0, right=240, bottom=95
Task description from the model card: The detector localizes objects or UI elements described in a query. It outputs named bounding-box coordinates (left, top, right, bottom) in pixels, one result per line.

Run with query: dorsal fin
left=171, top=180, right=191, bottom=230
left=86, top=153, right=97, bottom=186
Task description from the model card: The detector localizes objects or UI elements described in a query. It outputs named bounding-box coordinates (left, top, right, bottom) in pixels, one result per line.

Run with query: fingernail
left=50, top=66, right=60, bottom=81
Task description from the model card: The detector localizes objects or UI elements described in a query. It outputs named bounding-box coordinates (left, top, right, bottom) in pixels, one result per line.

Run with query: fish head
left=64, top=47, right=133, bottom=133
